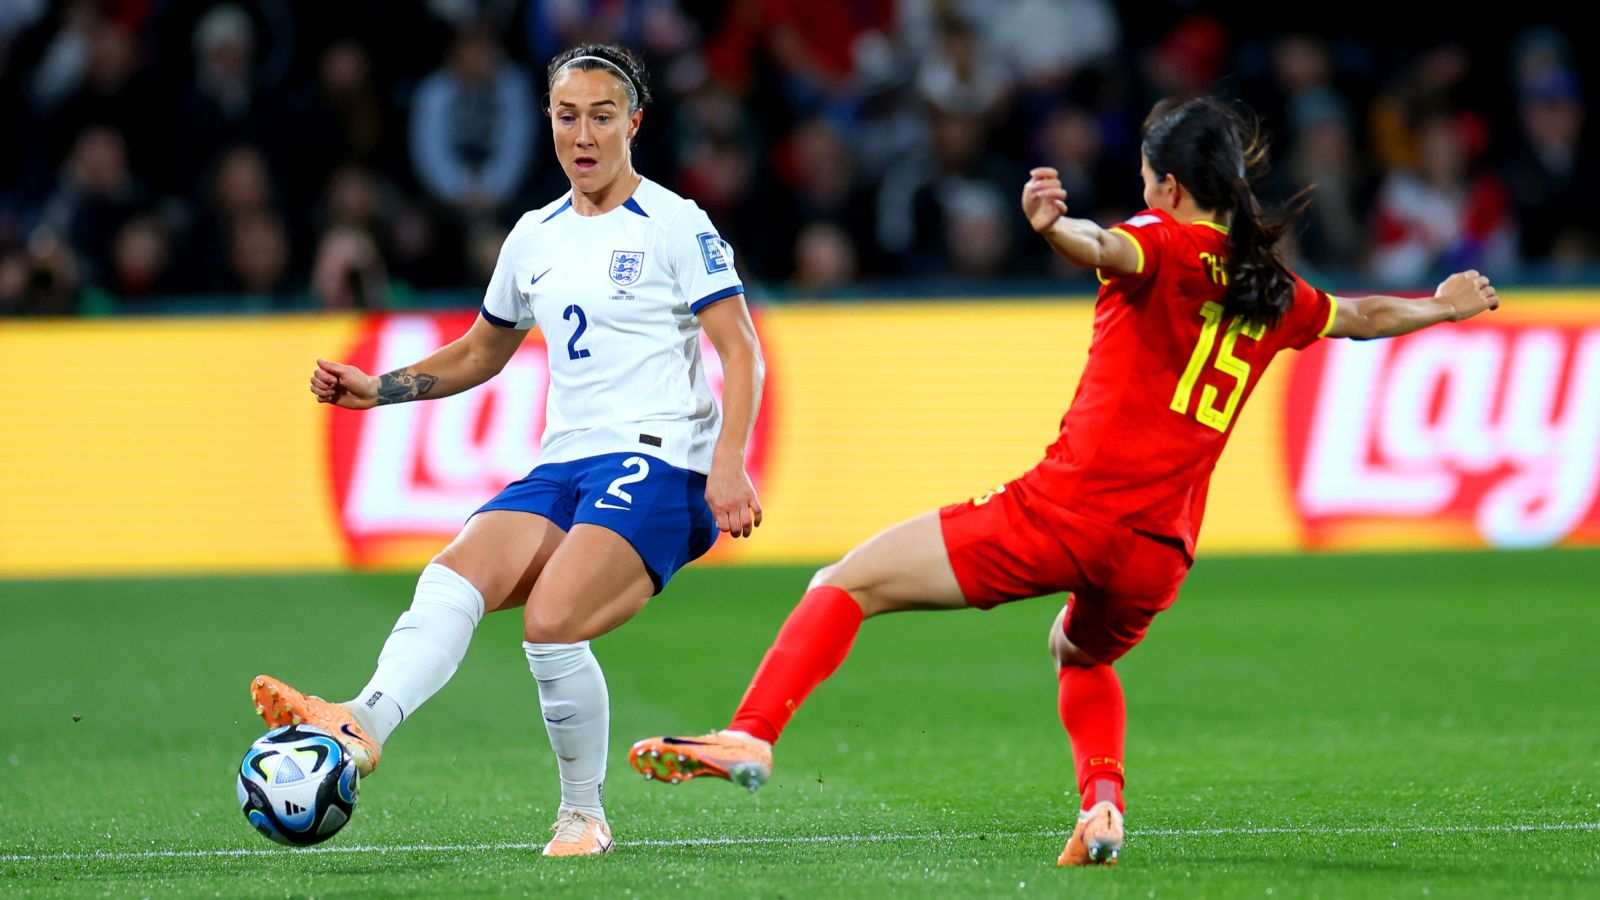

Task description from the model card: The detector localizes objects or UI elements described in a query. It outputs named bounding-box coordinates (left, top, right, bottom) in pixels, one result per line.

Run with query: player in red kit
left=629, top=97, right=1501, bottom=866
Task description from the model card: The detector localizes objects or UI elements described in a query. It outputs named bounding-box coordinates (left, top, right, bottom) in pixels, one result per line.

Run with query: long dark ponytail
left=1141, top=97, right=1309, bottom=330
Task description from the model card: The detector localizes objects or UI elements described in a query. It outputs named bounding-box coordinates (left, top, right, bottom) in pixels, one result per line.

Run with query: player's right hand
left=1022, top=167, right=1069, bottom=234
left=1435, top=270, right=1500, bottom=321
left=310, top=358, right=381, bottom=410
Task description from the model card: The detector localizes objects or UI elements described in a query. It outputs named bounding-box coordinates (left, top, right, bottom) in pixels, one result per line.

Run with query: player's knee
left=523, top=604, right=587, bottom=645
left=809, top=562, right=886, bottom=617
left=1048, top=607, right=1103, bottom=668
left=432, top=548, right=516, bottom=612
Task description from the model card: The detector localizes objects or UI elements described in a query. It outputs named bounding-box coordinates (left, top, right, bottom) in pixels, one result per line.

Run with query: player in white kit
left=249, top=43, right=765, bottom=856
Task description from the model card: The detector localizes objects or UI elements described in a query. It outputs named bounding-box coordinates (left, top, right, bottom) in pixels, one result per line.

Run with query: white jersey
left=480, top=177, right=744, bottom=474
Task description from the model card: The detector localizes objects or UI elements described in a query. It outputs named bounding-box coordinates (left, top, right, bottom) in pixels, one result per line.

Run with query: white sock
left=720, top=729, right=771, bottom=749
left=524, top=641, right=609, bottom=822
left=345, top=563, right=484, bottom=744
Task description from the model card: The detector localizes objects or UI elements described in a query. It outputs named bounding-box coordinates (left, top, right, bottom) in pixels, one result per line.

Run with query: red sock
left=729, top=586, right=864, bottom=745
left=1057, top=663, right=1126, bottom=813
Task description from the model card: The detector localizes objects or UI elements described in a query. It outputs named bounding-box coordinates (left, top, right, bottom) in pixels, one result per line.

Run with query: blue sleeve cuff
left=691, top=285, right=745, bottom=314
left=480, top=305, right=519, bottom=328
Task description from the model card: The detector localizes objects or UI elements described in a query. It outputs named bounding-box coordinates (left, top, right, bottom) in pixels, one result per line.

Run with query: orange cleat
left=543, top=810, right=615, bottom=856
left=250, top=674, right=381, bottom=778
left=1058, top=800, right=1124, bottom=866
left=628, top=731, right=773, bottom=792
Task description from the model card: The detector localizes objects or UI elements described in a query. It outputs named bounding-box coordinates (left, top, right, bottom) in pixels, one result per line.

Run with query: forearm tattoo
left=376, top=369, right=439, bottom=405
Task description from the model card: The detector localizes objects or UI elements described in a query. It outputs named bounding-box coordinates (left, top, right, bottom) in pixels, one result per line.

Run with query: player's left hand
left=1435, top=269, right=1500, bottom=320
left=1022, top=167, right=1069, bottom=234
left=706, top=460, right=762, bottom=539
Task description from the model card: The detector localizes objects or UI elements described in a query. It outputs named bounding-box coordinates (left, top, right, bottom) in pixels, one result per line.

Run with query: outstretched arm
left=310, top=314, right=529, bottom=410
left=1328, top=270, right=1500, bottom=340
left=1022, top=167, right=1142, bottom=276
left=699, top=296, right=765, bottom=539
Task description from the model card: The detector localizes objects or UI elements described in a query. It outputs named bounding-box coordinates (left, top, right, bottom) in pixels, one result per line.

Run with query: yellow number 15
left=1170, top=301, right=1265, bottom=433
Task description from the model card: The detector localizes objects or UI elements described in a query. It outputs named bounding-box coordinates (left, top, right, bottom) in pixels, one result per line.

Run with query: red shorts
left=939, top=471, right=1190, bottom=662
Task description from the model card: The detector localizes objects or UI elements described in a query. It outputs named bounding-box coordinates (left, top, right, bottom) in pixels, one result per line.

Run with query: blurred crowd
left=1, top=0, right=1594, bottom=316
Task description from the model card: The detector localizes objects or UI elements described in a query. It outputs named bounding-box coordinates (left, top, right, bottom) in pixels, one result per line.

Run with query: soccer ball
left=236, top=724, right=359, bottom=846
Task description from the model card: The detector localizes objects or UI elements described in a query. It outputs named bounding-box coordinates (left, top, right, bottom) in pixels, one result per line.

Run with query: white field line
left=2, top=821, right=1596, bottom=864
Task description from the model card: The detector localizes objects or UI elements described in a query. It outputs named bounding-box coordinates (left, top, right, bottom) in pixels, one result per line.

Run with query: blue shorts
left=475, top=452, right=718, bottom=594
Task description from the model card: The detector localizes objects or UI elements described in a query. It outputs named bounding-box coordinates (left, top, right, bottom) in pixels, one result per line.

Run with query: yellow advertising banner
left=2, top=294, right=1596, bottom=578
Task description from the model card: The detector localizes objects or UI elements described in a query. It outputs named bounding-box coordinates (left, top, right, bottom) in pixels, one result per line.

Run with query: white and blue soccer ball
left=236, top=724, right=359, bottom=846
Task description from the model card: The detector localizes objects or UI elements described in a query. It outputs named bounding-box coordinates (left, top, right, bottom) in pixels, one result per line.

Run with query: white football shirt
left=480, top=177, right=744, bottom=474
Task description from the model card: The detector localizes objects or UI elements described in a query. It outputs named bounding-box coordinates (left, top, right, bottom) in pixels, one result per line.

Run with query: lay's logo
left=1285, top=321, right=1600, bottom=550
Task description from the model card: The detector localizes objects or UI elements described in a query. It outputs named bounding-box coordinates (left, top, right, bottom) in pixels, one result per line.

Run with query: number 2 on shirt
left=1170, top=301, right=1264, bottom=433
left=563, top=304, right=592, bottom=360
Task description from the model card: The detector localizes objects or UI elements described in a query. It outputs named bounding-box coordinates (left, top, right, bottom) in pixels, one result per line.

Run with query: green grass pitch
left=2, top=550, right=1598, bottom=897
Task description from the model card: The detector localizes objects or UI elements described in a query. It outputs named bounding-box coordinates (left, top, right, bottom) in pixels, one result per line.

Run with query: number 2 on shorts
left=595, top=456, right=650, bottom=510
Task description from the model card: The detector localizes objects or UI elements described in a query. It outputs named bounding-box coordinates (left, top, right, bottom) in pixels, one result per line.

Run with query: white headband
left=554, top=55, right=639, bottom=111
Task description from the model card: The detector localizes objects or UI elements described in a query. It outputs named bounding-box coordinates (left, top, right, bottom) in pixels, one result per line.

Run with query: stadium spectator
left=1368, top=111, right=1517, bottom=285
left=37, top=125, right=146, bottom=286
left=23, top=0, right=97, bottom=114
left=276, top=40, right=397, bottom=219
left=943, top=183, right=1014, bottom=278
left=761, top=0, right=895, bottom=117
left=225, top=209, right=291, bottom=298
left=408, top=24, right=536, bottom=218
left=1142, top=15, right=1227, bottom=100
left=792, top=220, right=857, bottom=292
left=172, top=5, right=276, bottom=186
left=108, top=214, right=175, bottom=298
left=185, top=144, right=281, bottom=291
left=1033, top=105, right=1120, bottom=226
left=523, top=0, right=698, bottom=64
left=1368, top=42, right=1471, bottom=173
left=982, top=0, right=1118, bottom=91
left=777, top=116, right=881, bottom=276
left=209, top=144, right=278, bottom=224
left=0, top=228, right=78, bottom=316
left=1268, top=36, right=1339, bottom=134
left=1505, top=69, right=1593, bottom=261
left=915, top=14, right=1013, bottom=119
left=1278, top=91, right=1370, bottom=273
left=42, top=17, right=158, bottom=181
left=888, top=108, right=1016, bottom=276
left=312, top=225, right=387, bottom=310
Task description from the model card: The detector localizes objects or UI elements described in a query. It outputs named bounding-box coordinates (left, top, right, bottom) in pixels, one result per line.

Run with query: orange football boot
left=543, top=810, right=615, bottom=857
left=1058, top=800, right=1124, bottom=866
left=628, top=731, right=772, bottom=792
left=250, top=675, right=381, bottom=777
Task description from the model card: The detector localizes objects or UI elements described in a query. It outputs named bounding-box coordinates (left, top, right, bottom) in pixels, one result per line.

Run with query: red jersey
left=1032, top=209, right=1337, bottom=558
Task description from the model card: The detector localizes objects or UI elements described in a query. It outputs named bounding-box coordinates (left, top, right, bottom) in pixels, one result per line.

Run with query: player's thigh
left=812, top=510, right=966, bottom=617
left=523, top=523, right=656, bottom=644
left=434, top=511, right=567, bottom=614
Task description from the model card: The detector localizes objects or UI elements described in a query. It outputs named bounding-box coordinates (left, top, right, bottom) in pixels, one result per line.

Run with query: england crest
left=609, top=251, right=644, bottom=286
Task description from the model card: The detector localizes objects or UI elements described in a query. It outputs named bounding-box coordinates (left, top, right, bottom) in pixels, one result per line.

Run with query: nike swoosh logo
left=340, top=724, right=373, bottom=747
left=593, top=499, right=631, bottom=510
left=661, top=737, right=709, bottom=746
left=530, top=268, right=552, bottom=286
left=545, top=714, right=577, bottom=724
